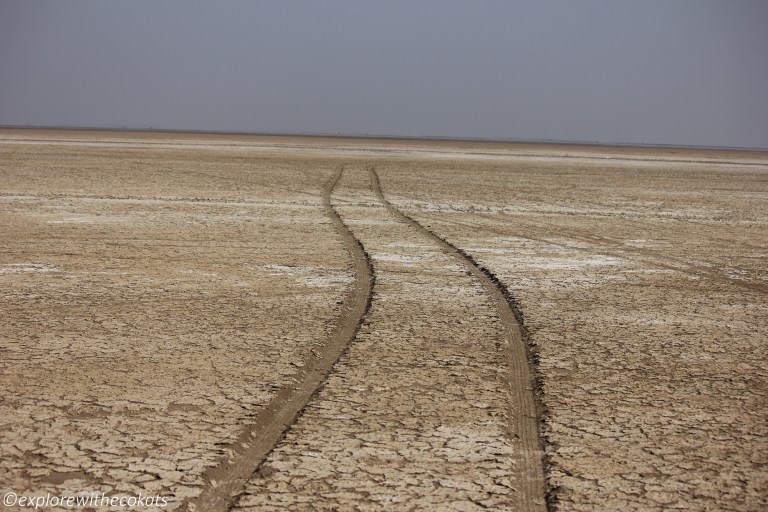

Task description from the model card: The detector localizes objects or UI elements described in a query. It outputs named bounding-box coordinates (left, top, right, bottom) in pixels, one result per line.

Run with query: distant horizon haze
left=1, top=1, right=767, bottom=148
left=3, top=124, right=766, bottom=152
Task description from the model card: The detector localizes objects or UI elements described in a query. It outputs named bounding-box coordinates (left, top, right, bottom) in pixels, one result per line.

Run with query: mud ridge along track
left=188, top=167, right=374, bottom=511
left=369, top=167, right=550, bottom=510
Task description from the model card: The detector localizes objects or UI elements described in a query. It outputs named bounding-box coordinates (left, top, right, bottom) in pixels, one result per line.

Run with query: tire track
left=188, top=166, right=373, bottom=511
left=369, top=167, right=550, bottom=511
left=417, top=211, right=768, bottom=294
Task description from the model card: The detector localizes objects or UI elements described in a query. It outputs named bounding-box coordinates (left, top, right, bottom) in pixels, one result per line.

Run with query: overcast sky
left=1, top=1, right=766, bottom=148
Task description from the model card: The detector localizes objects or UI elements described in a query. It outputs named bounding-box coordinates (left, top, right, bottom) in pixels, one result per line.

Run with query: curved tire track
left=188, top=166, right=374, bottom=511
left=369, top=166, right=551, bottom=511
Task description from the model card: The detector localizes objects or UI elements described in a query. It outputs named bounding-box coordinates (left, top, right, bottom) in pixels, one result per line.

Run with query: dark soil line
left=369, top=167, right=552, bottom=512
left=188, top=166, right=374, bottom=512
left=508, top=215, right=768, bottom=294
left=423, top=211, right=768, bottom=295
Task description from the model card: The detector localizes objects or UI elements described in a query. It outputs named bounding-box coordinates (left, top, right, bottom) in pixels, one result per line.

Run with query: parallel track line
left=370, top=166, right=550, bottom=511
left=188, top=167, right=374, bottom=511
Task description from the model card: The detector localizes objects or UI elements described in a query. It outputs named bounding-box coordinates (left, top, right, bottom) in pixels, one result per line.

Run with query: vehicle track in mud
left=5, top=132, right=765, bottom=511
left=188, top=167, right=374, bottom=511
left=369, top=167, right=550, bottom=510
left=233, top=165, right=547, bottom=511
left=372, top=158, right=768, bottom=510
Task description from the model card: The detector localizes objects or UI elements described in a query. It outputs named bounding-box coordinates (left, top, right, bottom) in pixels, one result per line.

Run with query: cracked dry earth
left=233, top=165, right=543, bottom=511
left=1, top=130, right=768, bottom=511
left=376, top=156, right=768, bottom=510
left=1, top=134, right=356, bottom=510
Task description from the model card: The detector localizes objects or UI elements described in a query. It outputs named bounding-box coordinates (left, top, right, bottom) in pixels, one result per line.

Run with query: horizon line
left=1, top=124, right=766, bottom=153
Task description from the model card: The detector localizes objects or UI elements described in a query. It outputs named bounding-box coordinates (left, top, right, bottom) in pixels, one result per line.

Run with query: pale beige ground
left=1, top=130, right=766, bottom=511
left=234, top=165, right=538, bottom=511
left=376, top=157, right=768, bottom=510
left=0, top=136, right=352, bottom=508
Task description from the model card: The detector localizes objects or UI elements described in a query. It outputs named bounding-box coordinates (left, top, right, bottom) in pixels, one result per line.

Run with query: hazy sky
left=1, top=1, right=767, bottom=147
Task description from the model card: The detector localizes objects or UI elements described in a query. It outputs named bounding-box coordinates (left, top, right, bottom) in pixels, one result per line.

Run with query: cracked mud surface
left=1, top=129, right=767, bottom=511
left=234, top=166, right=544, bottom=511
left=377, top=157, right=768, bottom=510
left=1, top=136, right=354, bottom=509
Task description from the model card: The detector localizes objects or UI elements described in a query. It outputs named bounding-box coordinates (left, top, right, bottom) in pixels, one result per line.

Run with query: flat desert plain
left=1, top=130, right=766, bottom=511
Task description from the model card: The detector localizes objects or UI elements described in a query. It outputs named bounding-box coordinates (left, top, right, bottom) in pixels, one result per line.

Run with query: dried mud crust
left=187, top=167, right=373, bottom=511
left=0, top=142, right=356, bottom=509
left=376, top=157, right=768, bottom=511
left=234, top=165, right=547, bottom=511
left=2, top=132, right=767, bottom=511
left=368, top=167, right=548, bottom=509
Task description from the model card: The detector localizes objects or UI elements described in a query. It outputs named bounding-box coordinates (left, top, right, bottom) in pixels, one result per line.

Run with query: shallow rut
left=232, top=165, right=547, bottom=511
left=188, top=167, right=373, bottom=511
left=370, top=167, right=549, bottom=510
